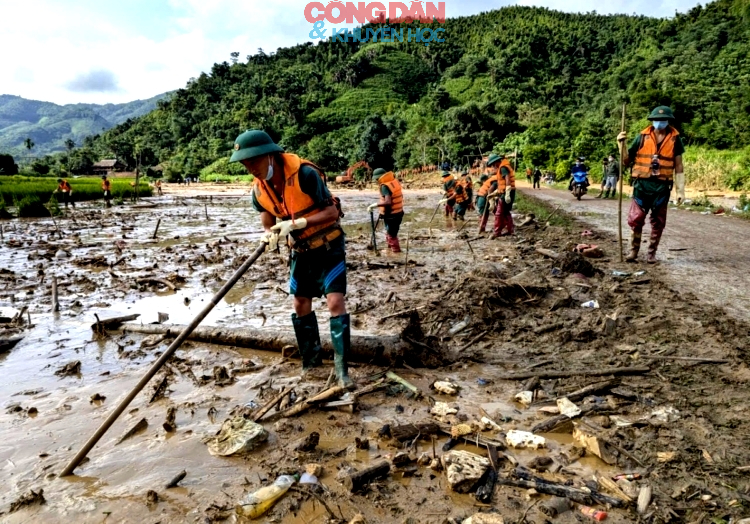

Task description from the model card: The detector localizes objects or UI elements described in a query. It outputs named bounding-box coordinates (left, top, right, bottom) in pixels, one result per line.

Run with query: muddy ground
left=1, top=184, right=750, bottom=524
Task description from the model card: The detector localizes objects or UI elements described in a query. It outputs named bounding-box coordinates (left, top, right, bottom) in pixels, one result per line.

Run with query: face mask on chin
left=653, top=120, right=669, bottom=131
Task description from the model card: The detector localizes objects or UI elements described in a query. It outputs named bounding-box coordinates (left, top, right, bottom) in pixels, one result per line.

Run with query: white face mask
left=653, top=120, right=669, bottom=131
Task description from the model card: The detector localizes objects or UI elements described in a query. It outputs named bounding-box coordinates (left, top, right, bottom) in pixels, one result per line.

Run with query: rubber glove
left=367, top=203, right=378, bottom=212
left=504, top=190, right=512, bottom=204
left=617, top=131, right=627, bottom=143
left=260, top=231, right=278, bottom=252
left=675, top=172, right=685, bottom=205
left=270, top=217, right=307, bottom=240
left=438, top=198, right=448, bottom=205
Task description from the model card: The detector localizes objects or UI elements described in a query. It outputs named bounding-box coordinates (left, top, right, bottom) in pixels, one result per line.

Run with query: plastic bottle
left=236, top=475, right=296, bottom=519
left=580, top=505, right=607, bottom=521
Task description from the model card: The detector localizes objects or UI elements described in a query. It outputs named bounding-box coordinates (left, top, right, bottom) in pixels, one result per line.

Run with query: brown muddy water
left=0, top=189, right=672, bottom=523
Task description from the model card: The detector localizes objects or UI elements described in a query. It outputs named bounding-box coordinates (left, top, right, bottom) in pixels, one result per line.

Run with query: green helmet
left=647, top=106, right=675, bottom=120
left=441, top=170, right=451, bottom=177
left=229, top=130, right=284, bottom=163
left=372, top=168, right=387, bottom=180
left=486, top=153, right=504, bottom=167
left=479, top=174, right=488, bottom=183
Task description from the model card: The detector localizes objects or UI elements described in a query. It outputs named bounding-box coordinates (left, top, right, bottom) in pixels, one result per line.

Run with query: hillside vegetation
left=15, top=0, right=750, bottom=189
left=0, top=93, right=167, bottom=157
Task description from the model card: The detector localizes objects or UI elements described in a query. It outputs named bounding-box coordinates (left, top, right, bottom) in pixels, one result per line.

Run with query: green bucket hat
left=229, top=130, right=284, bottom=163
left=647, top=106, right=675, bottom=120
left=441, top=170, right=451, bottom=178
left=372, top=168, right=387, bottom=180
left=486, top=153, right=503, bottom=167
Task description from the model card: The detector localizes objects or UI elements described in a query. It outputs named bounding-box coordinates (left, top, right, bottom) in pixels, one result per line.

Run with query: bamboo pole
left=618, top=103, right=627, bottom=262
left=152, top=218, right=161, bottom=239
left=59, top=242, right=268, bottom=477
left=51, top=276, right=59, bottom=313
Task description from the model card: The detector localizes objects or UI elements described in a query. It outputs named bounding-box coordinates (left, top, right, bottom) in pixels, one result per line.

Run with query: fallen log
left=496, top=366, right=650, bottom=381
left=496, top=476, right=624, bottom=508
left=90, top=314, right=140, bottom=331
left=117, top=323, right=414, bottom=365
left=391, top=422, right=441, bottom=442
left=136, top=278, right=176, bottom=291
left=0, top=336, right=24, bottom=353
left=343, top=461, right=391, bottom=492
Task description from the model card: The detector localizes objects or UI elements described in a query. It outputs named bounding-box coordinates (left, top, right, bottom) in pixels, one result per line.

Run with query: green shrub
left=15, top=195, right=51, bottom=217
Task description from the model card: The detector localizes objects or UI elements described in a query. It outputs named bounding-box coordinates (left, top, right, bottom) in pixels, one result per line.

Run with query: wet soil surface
left=521, top=183, right=750, bottom=322
left=2, top=187, right=750, bottom=523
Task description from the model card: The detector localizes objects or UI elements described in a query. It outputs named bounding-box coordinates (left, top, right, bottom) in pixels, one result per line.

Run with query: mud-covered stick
left=152, top=218, right=161, bottom=239
left=59, top=242, right=268, bottom=477
left=428, top=200, right=442, bottom=237
left=618, top=103, right=627, bottom=262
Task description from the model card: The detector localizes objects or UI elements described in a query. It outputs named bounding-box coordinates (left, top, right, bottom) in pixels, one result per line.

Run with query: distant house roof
left=93, top=159, right=120, bottom=169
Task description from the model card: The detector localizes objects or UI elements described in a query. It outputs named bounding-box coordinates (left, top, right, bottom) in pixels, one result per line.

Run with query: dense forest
left=16, top=0, right=750, bottom=187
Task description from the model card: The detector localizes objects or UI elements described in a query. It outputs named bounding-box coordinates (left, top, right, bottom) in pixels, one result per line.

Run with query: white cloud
left=0, top=0, right=704, bottom=106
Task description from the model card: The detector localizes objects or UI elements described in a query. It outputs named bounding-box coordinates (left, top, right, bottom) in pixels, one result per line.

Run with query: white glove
left=504, top=191, right=512, bottom=204
left=675, top=172, right=685, bottom=205
left=270, top=217, right=307, bottom=240
left=488, top=191, right=499, bottom=200
left=438, top=198, right=448, bottom=205
left=367, top=203, right=378, bottom=212
left=617, top=131, right=627, bottom=143
left=260, top=231, right=278, bottom=252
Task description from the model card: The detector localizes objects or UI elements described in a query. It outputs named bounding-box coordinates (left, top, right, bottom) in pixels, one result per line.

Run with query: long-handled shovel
left=368, top=210, right=379, bottom=252
left=60, top=241, right=268, bottom=477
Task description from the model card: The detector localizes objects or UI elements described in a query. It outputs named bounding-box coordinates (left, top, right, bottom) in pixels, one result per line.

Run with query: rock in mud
left=9, top=488, right=45, bottom=513
left=146, top=490, right=159, bottom=506
left=293, top=432, right=320, bottom=452
left=506, top=430, right=546, bottom=450
left=433, top=380, right=460, bottom=395
left=166, top=470, right=187, bottom=488
left=90, top=393, right=106, bottom=404
left=163, top=406, right=177, bottom=432
left=117, top=417, right=148, bottom=445
left=54, top=360, right=81, bottom=377
left=206, top=416, right=268, bottom=456
left=441, top=450, right=491, bottom=493
left=462, top=514, right=504, bottom=524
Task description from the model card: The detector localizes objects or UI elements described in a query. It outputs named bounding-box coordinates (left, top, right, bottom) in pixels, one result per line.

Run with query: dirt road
left=519, top=183, right=750, bottom=322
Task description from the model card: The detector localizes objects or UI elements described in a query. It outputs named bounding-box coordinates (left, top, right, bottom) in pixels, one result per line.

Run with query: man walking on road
left=602, top=154, right=619, bottom=199
left=532, top=167, right=542, bottom=189
left=230, top=130, right=354, bottom=388
left=368, top=168, right=404, bottom=253
left=487, top=153, right=516, bottom=237
left=617, top=105, right=685, bottom=264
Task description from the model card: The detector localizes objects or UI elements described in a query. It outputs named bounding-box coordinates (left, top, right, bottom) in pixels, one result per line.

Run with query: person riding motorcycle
left=568, top=157, right=590, bottom=192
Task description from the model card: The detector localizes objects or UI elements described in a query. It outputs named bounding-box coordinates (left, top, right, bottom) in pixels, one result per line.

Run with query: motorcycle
left=571, top=172, right=588, bottom=200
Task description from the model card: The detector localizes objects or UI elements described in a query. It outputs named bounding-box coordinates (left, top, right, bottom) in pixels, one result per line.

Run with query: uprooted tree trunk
left=117, top=322, right=447, bottom=367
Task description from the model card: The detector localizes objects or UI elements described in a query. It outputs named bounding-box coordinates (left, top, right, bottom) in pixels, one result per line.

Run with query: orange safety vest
left=454, top=177, right=470, bottom=204
left=477, top=178, right=494, bottom=197
left=377, top=172, right=403, bottom=215
left=155, top=180, right=162, bottom=187
left=495, top=159, right=516, bottom=192
left=102, top=180, right=111, bottom=191
left=58, top=181, right=71, bottom=192
left=632, top=126, right=680, bottom=181
left=442, top=175, right=456, bottom=200
left=253, top=153, right=343, bottom=252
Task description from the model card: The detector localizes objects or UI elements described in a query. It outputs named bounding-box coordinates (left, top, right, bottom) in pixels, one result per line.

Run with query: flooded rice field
left=2, top=185, right=750, bottom=523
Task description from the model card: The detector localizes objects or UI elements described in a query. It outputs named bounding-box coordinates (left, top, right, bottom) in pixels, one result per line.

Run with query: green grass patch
left=514, top=191, right=572, bottom=228
left=683, top=146, right=750, bottom=191
left=0, top=176, right=152, bottom=206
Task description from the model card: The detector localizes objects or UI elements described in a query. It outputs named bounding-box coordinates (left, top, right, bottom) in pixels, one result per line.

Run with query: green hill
left=18, top=0, right=750, bottom=189
left=0, top=93, right=168, bottom=157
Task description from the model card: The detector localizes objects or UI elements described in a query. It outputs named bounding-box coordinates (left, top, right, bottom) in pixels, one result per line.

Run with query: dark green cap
left=372, top=168, right=387, bottom=180
left=486, top=153, right=503, bottom=167
left=229, top=130, right=284, bottom=163
left=479, top=174, right=488, bottom=183
left=441, top=170, right=451, bottom=177
left=647, top=106, right=675, bottom=120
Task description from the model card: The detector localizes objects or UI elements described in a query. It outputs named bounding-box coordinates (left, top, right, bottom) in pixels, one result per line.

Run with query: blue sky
left=0, top=0, right=701, bottom=106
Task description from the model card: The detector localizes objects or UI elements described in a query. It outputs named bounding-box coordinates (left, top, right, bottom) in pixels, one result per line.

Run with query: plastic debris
left=505, top=430, right=546, bottom=449
left=299, top=472, right=318, bottom=485
left=581, top=300, right=600, bottom=309
left=462, top=514, right=505, bottom=524
left=206, top=417, right=268, bottom=456
left=580, top=505, right=607, bottom=521
left=430, top=402, right=458, bottom=420
left=481, top=416, right=503, bottom=432
left=648, top=406, right=680, bottom=424
left=611, top=270, right=630, bottom=277
left=236, top=474, right=296, bottom=518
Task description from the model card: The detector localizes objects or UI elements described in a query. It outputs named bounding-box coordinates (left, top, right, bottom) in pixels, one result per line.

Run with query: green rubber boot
left=292, top=312, right=323, bottom=373
left=330, top=314, right=355, bottom=390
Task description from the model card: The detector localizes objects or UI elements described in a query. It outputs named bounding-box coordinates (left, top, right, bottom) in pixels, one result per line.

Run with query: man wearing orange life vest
left=475, top=173, right=498, bottom=234
left=367, top=168, right=404, bottom=253
left=486, top=153, right=516, bottom=237
left=101, top=175, right=112, bottom=208
left=55, top=178, right=74, bottom=208
left=230, top=130, right=353, bottom=389
left=452, top=170, right=471, bottom=220
left=617, top=106, right=685, bottom=264
left=438, top=171, right=457, bottom=219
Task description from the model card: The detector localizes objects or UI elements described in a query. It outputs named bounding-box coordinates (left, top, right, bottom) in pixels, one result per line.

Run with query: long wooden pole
left=618, top=103, right=627, bottom=263
left=59, top=242, right=268, bottom=477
